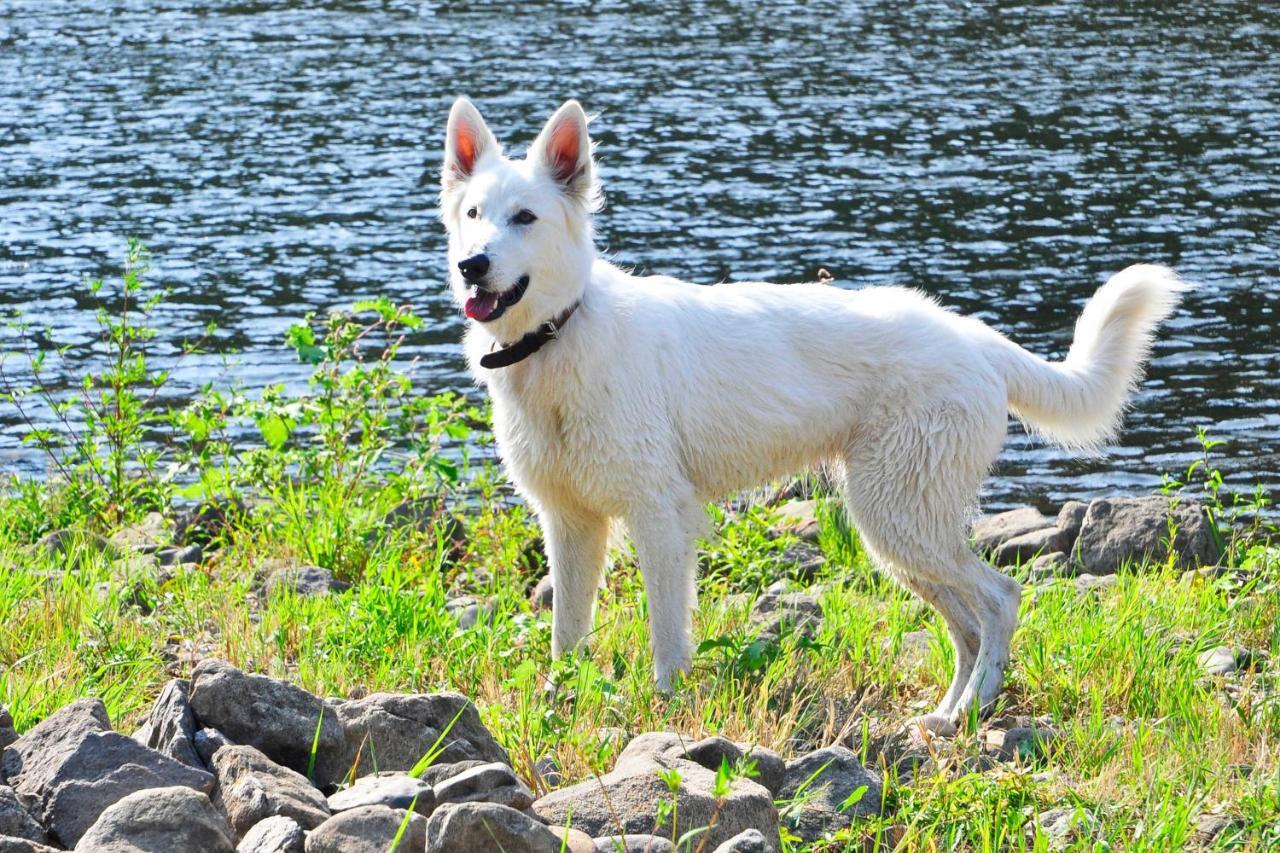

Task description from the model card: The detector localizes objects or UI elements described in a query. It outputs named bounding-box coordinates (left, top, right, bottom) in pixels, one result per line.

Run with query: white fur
left=439, top=98, right=1187, bottom=721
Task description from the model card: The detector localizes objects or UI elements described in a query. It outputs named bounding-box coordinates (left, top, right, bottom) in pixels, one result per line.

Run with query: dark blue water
left=2, top=1, right=1277, bottom=510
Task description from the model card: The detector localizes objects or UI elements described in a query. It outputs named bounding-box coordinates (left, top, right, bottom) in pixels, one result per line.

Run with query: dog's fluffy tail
left=990, top=264, right=1188, bottom=451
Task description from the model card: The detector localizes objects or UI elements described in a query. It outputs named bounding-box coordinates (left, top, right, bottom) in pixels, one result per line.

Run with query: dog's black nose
left=458, top=254, right=490, bottom=283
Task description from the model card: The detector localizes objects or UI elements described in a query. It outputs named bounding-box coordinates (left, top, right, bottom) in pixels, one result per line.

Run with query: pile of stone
left=970, top=495, right=1221, bottom=579
left=0, top=661, right=885, bottom=852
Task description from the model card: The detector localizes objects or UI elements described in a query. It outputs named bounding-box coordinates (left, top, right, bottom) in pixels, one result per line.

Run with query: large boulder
left=210, top=745, right=330, bottom=839
left=1, top=699, right=112, bottom=791
left=533, top=733, right=779, bottom=849
left=305, top=805, right=426, bottom=853
left=778, top=746, right=882, bottom=843
left=426, top=803, right=563, bottom=853
left=1074, top=497, right=1220, bottom=575
left=189, top=660, right=347, bottom=788
left=132, top=680, right=202, bottom=769
left=336, top=693, right=507, bottom=778
left=73, top=786, right=234, bottom=852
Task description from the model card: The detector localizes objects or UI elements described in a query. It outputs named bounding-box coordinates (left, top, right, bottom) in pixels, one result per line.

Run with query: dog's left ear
left=530, top=100, right=599, bottom=209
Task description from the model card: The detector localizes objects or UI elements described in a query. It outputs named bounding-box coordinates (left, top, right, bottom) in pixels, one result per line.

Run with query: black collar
left=479, top=302, right=579, bottom=370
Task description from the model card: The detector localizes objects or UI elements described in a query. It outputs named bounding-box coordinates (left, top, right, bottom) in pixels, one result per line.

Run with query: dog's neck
left=480, top=301, right=580, bottom=369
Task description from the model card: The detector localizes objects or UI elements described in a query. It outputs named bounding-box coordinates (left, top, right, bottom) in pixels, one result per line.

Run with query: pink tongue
left=465, top=288, right=499, bottom=321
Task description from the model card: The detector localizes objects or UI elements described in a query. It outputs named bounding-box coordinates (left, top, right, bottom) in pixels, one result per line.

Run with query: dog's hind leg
left=947, top=554, right=1022, bottom=719
left=625, top=495, right=704, bottom=691
left=543, top=507, right=611, bottom=659
left=913, top=578, right=982, bottom=719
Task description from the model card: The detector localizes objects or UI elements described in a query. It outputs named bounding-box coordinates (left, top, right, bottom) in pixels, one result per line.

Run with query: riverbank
left=0, top=479, right=1276, bottom=850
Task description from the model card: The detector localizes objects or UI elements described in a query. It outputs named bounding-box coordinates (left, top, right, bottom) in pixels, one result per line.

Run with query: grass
left=1, top=245, right=1277, bottom=849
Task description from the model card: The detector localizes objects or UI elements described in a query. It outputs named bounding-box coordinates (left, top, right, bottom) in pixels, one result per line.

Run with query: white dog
left=439, top=97, right=1185, bottom=722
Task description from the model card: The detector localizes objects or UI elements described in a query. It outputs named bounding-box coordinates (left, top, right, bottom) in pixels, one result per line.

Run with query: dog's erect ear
left=443, top=97, right=500, bottom=191
left=529, top=100, right=598, bottom=208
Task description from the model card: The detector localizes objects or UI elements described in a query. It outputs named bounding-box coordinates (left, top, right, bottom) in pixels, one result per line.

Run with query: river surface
left=1, top=1, right=1277, bottom=511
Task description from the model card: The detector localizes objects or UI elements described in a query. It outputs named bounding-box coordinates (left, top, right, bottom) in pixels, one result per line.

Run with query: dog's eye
left=512, top=209, right=537, bottom=226
left=466, top=207, right=478, bottom=219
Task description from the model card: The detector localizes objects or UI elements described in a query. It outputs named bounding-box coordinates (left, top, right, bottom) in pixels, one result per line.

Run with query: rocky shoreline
left=0, top=492, right=1249, bottom=851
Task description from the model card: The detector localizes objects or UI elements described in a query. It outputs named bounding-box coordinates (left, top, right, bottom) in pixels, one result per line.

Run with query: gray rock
left=1056, top=501, right=1088, bottom=545
left=547, top=825, right=596, bottom=853
left=108, top=512, right=168, bottom=553
left=433, top=761, right=532, bottom=811
left=1073, top=574, right=1118, bottom=595
left=778, top=746, right=881, bottom=843
left=593, top=836, right=675, bottom=853
left=770, top=500, right=821, bottom=542
left=305, top=805, right=425, bottom=853
left=1198, top=645, right=1245, bottom=676
left=972, top=507, right=1049, bottom=554
left=1075, top=497, right=1221, bottom=575
left=778, top=541, right=825, bottom=582
left=37, top=528, right=120, bottom=564
left=1035, top=806, right=1097, bottom=846
left=533, top=732, right=779, bottom=849
left=711, top=828, right=773, bottom=852
left=0, top=787, right=45, bottom=844
left=236, top=815, right=305, bottom=853
left=1028, top=552, right=1071, bottom=582
left=750, top=592, right=822, bottom=641
left=533, top=755, right=562, bottom=788
left=1191, top=812, right=1239, bottom=845
left=189, top=660, right=347, bottom=787
left=328, top=775, right=434, bottom=816
left=0, top=837, right=59, bottom=853
left=992, top=526, right=1067, bottom=566
left=444, top=596, right=489, bottom=629
left=264, top=565, right=350, bottom=597
left=984, top=726, right=1058, bottom=763
left=531, top=575, right=554, bottom=611
left=134, top=680, right=202, bottom=769
left=6, top=719, right=215, bottom=849
left=173, top=497, right=246, bottom=546
left=0, top=709, right=14, bottom=752
left=156, top=544, right=203, bottom=567
left=336, top=693, right=508, bottom=778
left=417, top=760, right=488, bottom=789
left=210, top=745, right=330, bottom=839
left=1, top=698, right=112, bottom=794
left=427, top=802, right=562, bottom=853
left=678, top=736, right=742, bottom=773
left=73, top=785, right=234, bottom=852
left=741, top=747, right=786, bottom=799
left=194, top=727, right=234, bottom=766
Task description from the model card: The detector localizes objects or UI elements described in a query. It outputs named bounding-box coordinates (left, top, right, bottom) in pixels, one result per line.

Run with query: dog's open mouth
left=465, top=275, right=529, bottom=323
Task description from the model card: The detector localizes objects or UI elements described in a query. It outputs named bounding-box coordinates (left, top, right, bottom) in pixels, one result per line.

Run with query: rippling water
left=2, top=1, right=1277, bottom=510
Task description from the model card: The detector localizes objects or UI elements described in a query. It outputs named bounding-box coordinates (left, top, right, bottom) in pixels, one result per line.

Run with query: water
left=2, top=0, right=1277, bottom=511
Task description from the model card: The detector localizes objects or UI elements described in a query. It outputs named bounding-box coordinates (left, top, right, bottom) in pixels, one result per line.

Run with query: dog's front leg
left=626, top=501, right=701, bottom=691
left=542, top=507, right=610, bottom=659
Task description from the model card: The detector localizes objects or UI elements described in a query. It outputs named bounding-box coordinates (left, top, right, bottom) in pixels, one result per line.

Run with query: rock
left=1198, top=645, right=1245, bottom=676
left=444, top=596, right=489, bottom=629
left=902, top=714, right=957, bottom=748
left=533, top=755, right=562, bottom=788
left=530, top=575, right=554, bottom=611
left=679, top=736, right=742, bottom=773
left=210, top=745, right=330, bottom=839
left=336, top=693, right=508, bottom=778
left=1191, top=812, right=1238, bottom=845
left=992, top=526, right=1067, bottom=566
left=0, top=699, right=112, bottom=792
left=108, top=512, right=169, bottom=553
left=0, top=837, right=59, bottom=852
left=1075, top=497, right=1220, bottom=575
left=971, top=507, right=1049, bottom=554
left=1073, top=574, right=1118, bottom=595
left=533, top=732, right=779, bottom=848
left=778, top=746, right=881, bottom=843
left=381, top=500, right=467, bottom=554
left=329, top=775, right=434, bottom=816
left=547, top=825, right=596, bottom=853
left=592, top=836, right=675, bottom=853
left=750, top=592, right=822, bottom=641
left=985, top=726, right=1058, bottom=763
left=433, top=762, right=532, bottom=811
left=3, top=704, right=214, bottom=849
left=0, top=787, right=45, bottom=844
left=1028, top=552, right=1070, bottom=582
left=74, top=785, right=234, bottom=852
left=711, top=828, right=773, bottom=852
left=742, top=747, right=786, bottom=798
left=778, top=541, right=825, bottom=582
left=264, top=566, right=350, bottom=597
left=236, top=815, right=305, bottom=853
left=189, top=660, right=347, bottom=787
left=156, top=544, right=203, bottom=567
left=426, top=803, right=563, bottom=853
left=416, top=760, right=488, bottom=788
left=771, top=500, right=821, bottom=542
left=305, top=805, right=425, bottom=853
left=37, top=528, right=120, bottom=565
left=134, top=680, right=202, bottom=769
left=1056, top=501, right=1088, bottom=544
left=173, top=498, right=246, bottom=546
left=0, top=709, right=14, bottom=753
left=1035, top=806, right=1097, bottom=846
left=194, top=727, right=234, bottom=767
